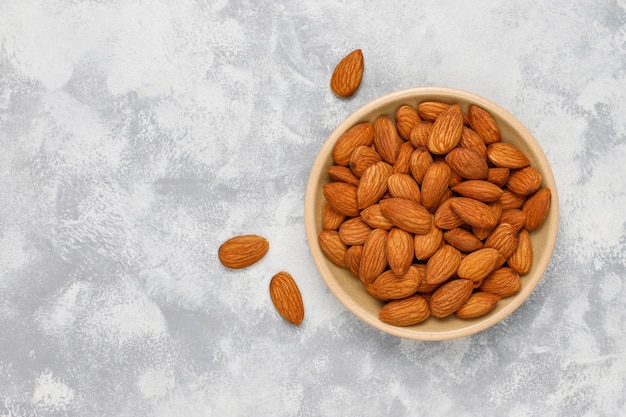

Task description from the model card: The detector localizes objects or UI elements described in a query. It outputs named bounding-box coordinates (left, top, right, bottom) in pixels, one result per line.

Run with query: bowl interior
left=304, top=87, right=559, bottom=341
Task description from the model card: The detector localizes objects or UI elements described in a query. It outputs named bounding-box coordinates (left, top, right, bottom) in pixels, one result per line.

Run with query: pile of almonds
left=318, top=102, right=552, bottom=326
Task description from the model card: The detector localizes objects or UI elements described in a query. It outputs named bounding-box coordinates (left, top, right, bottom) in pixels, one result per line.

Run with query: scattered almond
left=218, top=235, right=270, bottom=269
left=269, top=272, right=304, bottom=325
left=330, top=49, right=364, bottom=98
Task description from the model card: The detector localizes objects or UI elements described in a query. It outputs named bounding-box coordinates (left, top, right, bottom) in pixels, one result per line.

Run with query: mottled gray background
left=1, top=0, right=625, bottom=416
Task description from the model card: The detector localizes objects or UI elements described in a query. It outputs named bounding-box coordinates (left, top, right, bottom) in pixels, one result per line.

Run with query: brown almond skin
left=349, top=145, right=382, bottom=178
left=507, top=166, right=543, bottom=196
left=357, top=161, right=394, bottom=209
left=414, top=224, right=443, bottom=260
left=322, top=203, right=346, bottom=231
left=379, top=198, right=433, bottom=235
left=484, top=223, right=520, bottom=259
left=500, top=188, right=528, bottom=210
left=508, top=228, right=532, bottom=274
left=327, top=165, right=359, bottom=185
left=269, top=272, right=304, bottom=325
left=445, top=147, right=489, bottom=180
left=323, top=182, right=360, bottom=217
left=468, top=105, right=501, bottom=144
left=359, top=229, right=389, bottom=283
left=379, top=294, right=430, bottom=326
left=523, top=188, right=552, bottom=231
left=443, top=228, right=483, bottom=252
left=459, top=127, right=488, bottom=160
left=487, top=142, right=530, bottom=169
left=373, top=116, right=400, bottom=164
left=434, top=197, right=466, bottom=230
left=318, top=231, right=348, bottom=267
left=421, top=161, right=452, bottom=213
left=429, top=279, right=474, bottom=318
left=344, top=245, right=363, bottom=278
left=218, top=235, right=270, bottom=269
left=409, top=146, right=434, bottom=184
left=499, top=209, right=526, bottom=232
left=455, top=292, right=501, bottom=319
left=457, top=247, right=501, bottom=282
left=427, top=104, right=464, bottom=155
left=360, top=204, right=394, bottom=230
left=387, top=173, right=421, bottom=203
left=417, top=101, right=451, bottom=123
left=338, top=217, right=372, bottom=246
left=394, top=141, right=415, bottom=174
left=332, top=122, right=374, bottom=166
left=452, top=180, right=504, bottom=203
left=386, top=227, right=415, bottom=276
left=372, top=266, right=422, bottom=300
left=450, top=197, right=499, bottom=229
left=480, top=267, right=521, bottom=297
left=487, top=167, right=511, bottom=188
left=330, top=49, right=364, bottom=98
left=409, top=121, right=433, bottom=148
left=395, top=105, right=421, bottom=140
left=425, top=244, right=462, bottom=285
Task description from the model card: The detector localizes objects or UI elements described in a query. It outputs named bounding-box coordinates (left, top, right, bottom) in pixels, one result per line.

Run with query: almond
left=373, top=116, right=400, bottom=164
left=357, top=161, right=394, bottom=209
left=450, top=197, right=499, bottom=229
left=330, top=49, right=364, bottom=98
left=409, top=146, right=434, bottom=184
left=395, top=105, right=421, bottom=140
left=425, top=244, right=462, bottom=285
left=318, top=231, right=348, bottom=267
left=487, top=167, right=511, bottom=187
left=443, top=227, right=484, bottom=252
left=360, top=204, right=394, bottom=230
left=523, top=188, right=551, bottom=231
left=218, top=234, right=270, bottom=269
left=332, top=122, right=374, bottom=166
left=323, top=181, right=360, bottom=217
left=455, top=292, right=500, bottom=319
left=484, top=223, right=519, bottom=259
left=480, top=267, right=521, bottom=297
left=344, top=245, right=363, bottom=278
left=417, top=101, right=450, bottom=122
left=363, top=280, right=388, bottom=301
left=372, top=266, right=422, bottom=300
left=459, top=127, right=488, bottom=160
left=468, top=105, right=501, bottom=144
left=269, top=272, right=304, bottom=325
left=507, top=166, right=542, bottom=196
left=349, top=145, right=382, bottom=178
left=445, top=147, right=489, bottom=180
left=394, top=141, right=415, bottom=174
left=338, top=217, right=373, bottom=246
left=322, top=202, right=346, bottom=231
left=457, top=247, right=501, bottom=282
left=452, top=180, right=504, bottom=202
left=359, top=229, right=389, bottom=283
left=386, top=227, right=415, bottom=275
left=500, top=188, right=527, bottom=210
left=409, top=121, right=433, bottom=148
left=508, top=228, right=532, bottom=274
left=427, top=104, right=464, bottom=155
left=379, top=294, right=430, bottom=326
left=429, top=278, right=474, bottom=318
left=487, top=142, right=530, bottom=169
left=387, top=173, right=421, bottom=203
left=379, top=198, right=433, bottom=235
left=421, top=161, right=452, bottom=212
left=499, top=209, right=526, bottom=232
left=448, top=170, right=464, bottom=188
left=327, top=165, right=359, bottom=185
left=434, top=197, right=466, bottom=230
left=413, top=223, right=443, bottom=260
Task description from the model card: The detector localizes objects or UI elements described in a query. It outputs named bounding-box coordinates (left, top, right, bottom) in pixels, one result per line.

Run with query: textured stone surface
left=1, top=1, right=625, bottom=416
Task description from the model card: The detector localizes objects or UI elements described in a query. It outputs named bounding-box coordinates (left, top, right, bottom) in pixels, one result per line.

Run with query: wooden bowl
left=304, top=87, right=559, bottom=341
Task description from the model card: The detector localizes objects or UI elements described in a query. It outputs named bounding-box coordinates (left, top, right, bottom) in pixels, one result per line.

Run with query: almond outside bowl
left=304, top=87, right=559, bottom=341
